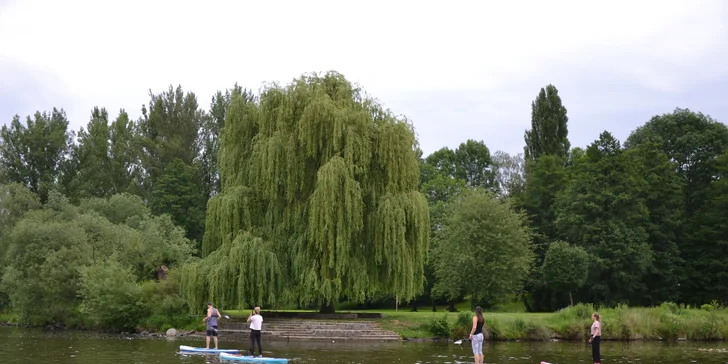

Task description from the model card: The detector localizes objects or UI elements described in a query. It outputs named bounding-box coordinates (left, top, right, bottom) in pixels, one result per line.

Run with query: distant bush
left=450, top=311, right=473, bottom=339
left=138, top=271, right=195, bottom=332
left=79, top=260, right=144, bottom=332
left=426, top=314, right=451, bottom=338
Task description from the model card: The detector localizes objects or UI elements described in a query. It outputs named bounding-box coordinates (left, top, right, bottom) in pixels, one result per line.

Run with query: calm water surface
left=1, top=326, right=727, bottom=364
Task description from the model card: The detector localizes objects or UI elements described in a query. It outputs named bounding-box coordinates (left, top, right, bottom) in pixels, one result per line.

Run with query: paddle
left=189, top=314, right=230, bottom=319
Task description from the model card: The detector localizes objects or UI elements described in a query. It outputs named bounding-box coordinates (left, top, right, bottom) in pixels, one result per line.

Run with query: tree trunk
left=432, top=300, right=437, bottom=312
left=319, top=300, right=335, bottom=314
left=447, top=301, right=456, bottom=312
left=410, top=300, right=418, bottom=312
left=569, top=292, right=574, bottom=306
left=519, top=290, right=534, bottom=312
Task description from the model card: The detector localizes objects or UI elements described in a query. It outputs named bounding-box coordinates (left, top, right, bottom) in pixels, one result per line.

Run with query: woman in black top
left=469, top=306, right=485, bottom=364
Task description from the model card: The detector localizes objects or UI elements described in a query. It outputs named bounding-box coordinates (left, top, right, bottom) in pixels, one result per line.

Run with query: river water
left=1, top=326, right=727, bottom=364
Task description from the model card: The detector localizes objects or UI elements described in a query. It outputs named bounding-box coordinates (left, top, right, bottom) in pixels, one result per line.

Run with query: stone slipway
left=213, top=318, right=402, bottom=341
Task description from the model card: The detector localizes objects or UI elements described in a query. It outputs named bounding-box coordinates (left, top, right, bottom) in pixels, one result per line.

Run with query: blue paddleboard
left=179, top=345, right=239, bottom=354
left=220, top=352, right=289, bottom=363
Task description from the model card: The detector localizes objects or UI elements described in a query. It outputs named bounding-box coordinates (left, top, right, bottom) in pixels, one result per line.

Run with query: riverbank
left=374, top=302, right=728, bottom=341
left=0, top=311, right=204, bottom=337
left=5, top=302, right=728, bottom=342
left=224, top=302, right=728, bottom=342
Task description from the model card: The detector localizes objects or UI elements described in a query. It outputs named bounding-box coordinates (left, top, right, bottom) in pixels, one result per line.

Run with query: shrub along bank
left=379, top=303, right=728, bottom=341
left=0, top=190, right=202, bottom=334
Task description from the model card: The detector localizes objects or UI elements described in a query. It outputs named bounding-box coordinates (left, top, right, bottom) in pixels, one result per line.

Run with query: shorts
left=206, top=326, right=218, bottom=337
left=471, top=333, right=484, bottom=355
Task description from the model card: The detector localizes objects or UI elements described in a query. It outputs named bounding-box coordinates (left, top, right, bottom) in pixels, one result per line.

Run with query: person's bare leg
left=213, top=336, right=219, bottom=349
left=205, top=336, right=210, bottom=350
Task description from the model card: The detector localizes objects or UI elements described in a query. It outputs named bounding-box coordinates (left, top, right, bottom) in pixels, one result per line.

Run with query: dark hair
left=475, top=306, right=484, bottom=323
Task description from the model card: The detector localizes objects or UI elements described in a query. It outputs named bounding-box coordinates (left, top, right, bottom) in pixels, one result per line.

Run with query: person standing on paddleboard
left=588, top=312, right=601, bottom=364
left=247, top=306, right=264, bottom=357
left=469, top=306, right=485, bottom=364
left=202, top=302, right=222, bottom=350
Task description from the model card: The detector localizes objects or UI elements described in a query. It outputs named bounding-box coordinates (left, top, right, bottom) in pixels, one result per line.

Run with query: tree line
left=1, top=71, right=727, bottom=330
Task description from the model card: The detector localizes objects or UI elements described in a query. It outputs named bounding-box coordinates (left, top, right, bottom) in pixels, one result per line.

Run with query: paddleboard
left=179, top=345, right=239, bottom=354
left=540, top=362, right=554, bottom=364
left=220, top=352, right=289, bottom=363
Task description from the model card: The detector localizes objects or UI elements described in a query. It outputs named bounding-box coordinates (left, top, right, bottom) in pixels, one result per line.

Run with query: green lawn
left=0, top=312, right=17, bottom=324
left=224, top=302, right=728, bottom=341
left=223, top=304, right=555, bottom=340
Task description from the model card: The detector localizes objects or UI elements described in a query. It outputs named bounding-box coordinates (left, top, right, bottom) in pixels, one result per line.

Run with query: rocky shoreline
left=0, top=321, right=714, bottom=343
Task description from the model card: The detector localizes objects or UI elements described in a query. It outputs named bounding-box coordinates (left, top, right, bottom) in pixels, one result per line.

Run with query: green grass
left=373, top=310, right=553, bottom=340
left=0, top=312, right=18, bottom=324
left=223, top=302, right=728, bottom=341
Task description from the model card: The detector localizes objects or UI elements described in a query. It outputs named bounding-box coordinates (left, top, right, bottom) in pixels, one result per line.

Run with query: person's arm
left=202, top=308, right=211, bottom=323
left=469, top=316, right=477, bottom=338
left=247, top=311, right=253, bottom=323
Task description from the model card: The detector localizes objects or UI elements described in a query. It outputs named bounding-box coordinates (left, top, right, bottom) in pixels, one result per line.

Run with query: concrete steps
left=218, top=319, right=401, bottom=341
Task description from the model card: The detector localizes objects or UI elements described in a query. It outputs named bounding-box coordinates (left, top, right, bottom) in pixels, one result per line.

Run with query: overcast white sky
left=1, top=0, right=727, bottom=156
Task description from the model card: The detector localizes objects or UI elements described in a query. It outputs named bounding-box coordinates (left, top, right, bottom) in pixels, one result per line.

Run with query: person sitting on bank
left=247, top=306, right=264, bottom=357
left=202, top=302, right=223, bottom=350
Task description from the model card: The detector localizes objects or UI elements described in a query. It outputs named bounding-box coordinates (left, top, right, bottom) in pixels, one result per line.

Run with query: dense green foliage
left=431, top=188, right=533, bottom=305
left=524, top=84, right=570, bottom=161
left=1, top=70, right=727, bottom=331
left=182, top=72, right=430, bottom=312
left=0, top=109, right=73, bottom=202
left=541, top=241, right=589, bottom=305
left=0, top=187, right=194, bottom=331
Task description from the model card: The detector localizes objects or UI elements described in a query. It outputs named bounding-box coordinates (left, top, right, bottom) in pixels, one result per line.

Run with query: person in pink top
left=588, top=312, right=601, bottom=364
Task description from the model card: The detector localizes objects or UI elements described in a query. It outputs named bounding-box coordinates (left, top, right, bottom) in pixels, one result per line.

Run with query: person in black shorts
left=202, top=302, right=221, bottom=350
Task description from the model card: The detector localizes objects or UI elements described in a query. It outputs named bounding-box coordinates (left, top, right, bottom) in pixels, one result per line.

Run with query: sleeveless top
left=208, top=308, right=219, bottom=328
left=474, top=318, right=484, bottom=335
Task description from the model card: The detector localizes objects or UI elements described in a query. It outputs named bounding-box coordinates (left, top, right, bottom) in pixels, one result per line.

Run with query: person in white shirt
left=247, top=306, right=263, bottom=357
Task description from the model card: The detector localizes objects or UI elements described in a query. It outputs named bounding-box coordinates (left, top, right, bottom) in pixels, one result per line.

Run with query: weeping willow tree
left=180, top=71, right=429, bottom=312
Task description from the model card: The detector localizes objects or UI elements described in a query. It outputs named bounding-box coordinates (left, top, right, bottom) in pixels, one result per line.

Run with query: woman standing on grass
left=469, top=306, right=485, bottom=364
left=588, top=312, right=601, bottom=364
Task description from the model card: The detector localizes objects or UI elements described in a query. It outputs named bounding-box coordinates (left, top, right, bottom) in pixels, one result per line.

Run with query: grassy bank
left=223, top=302, right=728, bottom=341
left=0, top=312, right=18, bottom=325
left=376, top=302, right=728, bottom=341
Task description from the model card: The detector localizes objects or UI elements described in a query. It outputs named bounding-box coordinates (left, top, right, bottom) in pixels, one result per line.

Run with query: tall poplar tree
left=137, top=85, right=207, bottom=243
left=520, top=84, right=571, bottom=311
left=180, top=72, right=430, bottom=312
left=524, top=84, right=570, bottom=161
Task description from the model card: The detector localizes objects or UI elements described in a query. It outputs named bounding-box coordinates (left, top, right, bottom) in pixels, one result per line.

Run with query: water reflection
left=2, top=326, right=727, bottom=364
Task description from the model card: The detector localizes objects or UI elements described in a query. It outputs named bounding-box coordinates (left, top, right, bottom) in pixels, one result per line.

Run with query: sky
left=1, top=0, right=727, bottom=157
